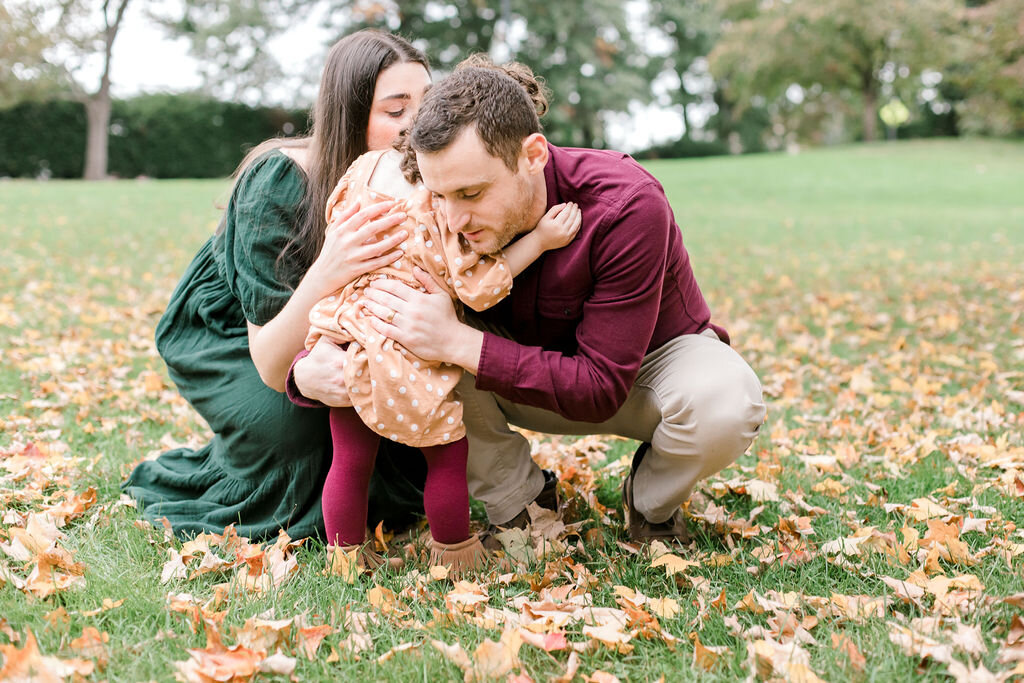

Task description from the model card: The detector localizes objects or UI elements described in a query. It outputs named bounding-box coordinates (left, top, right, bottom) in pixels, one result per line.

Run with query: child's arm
left=502, top=202, right=581, bottom=277
left=436, top=202, right=581, bottom=312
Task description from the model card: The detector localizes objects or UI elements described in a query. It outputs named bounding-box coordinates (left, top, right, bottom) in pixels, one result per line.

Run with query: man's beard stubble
left=465, top=175, right=535, bottom=255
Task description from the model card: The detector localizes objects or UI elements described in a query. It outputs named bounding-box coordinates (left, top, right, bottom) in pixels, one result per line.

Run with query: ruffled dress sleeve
left=436, top=216, right=513, bottom=313
left=215, top=151, right=308, bottom=326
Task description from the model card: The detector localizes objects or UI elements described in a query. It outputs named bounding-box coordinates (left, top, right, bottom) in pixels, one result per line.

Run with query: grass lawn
left=1, top=138, right=1022, bottom=681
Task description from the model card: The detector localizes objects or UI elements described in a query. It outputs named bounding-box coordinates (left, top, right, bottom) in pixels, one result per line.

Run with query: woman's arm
left=248, top=201, right=409, bottom=391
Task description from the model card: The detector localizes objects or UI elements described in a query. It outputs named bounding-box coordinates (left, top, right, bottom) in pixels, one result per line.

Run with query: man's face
left=416, top=127, right=535, bottom=255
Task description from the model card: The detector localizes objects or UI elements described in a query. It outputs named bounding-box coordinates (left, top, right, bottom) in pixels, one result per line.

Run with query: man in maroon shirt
left=323, top=59, right=765, bottom=544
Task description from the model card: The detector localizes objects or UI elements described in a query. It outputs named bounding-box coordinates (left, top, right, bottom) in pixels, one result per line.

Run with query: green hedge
left=0, top=95, right=308, bottom=178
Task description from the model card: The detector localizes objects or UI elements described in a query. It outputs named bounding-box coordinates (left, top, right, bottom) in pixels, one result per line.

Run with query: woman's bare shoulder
left=279, top=146, right=313, bottom=174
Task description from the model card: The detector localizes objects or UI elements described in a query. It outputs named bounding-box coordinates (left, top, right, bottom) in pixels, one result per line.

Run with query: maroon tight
left=323, top=407, right=470, bottom=546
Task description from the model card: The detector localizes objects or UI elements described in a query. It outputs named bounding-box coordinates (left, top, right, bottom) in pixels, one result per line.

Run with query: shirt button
left=563, top=308, right=571, bottom=315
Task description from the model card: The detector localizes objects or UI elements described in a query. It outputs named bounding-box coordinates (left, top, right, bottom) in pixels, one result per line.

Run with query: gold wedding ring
left=386, top=309, right=396, bottom=323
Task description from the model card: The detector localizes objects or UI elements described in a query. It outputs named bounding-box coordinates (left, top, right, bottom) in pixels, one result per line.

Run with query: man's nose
left=445, top=200, right=471, bottom=232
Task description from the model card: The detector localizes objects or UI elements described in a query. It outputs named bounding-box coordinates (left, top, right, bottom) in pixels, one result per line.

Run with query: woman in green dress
left=124, top=30, right=433, bottom=541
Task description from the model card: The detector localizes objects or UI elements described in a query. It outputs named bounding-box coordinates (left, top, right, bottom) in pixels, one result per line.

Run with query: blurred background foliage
left=0, top=0, right=1021, bottom=178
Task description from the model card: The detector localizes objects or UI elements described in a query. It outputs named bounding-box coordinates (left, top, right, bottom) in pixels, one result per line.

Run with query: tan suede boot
left=428, top=535, right=487, bottom=575
left=330, top=543, right=404, bottom=571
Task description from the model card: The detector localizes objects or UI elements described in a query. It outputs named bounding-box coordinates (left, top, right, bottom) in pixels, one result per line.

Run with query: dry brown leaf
left=691, top=632, right=727, bottom=671
left=881, top=576, right=926, bottom=603
left=582, top=622, right=635, bottom=654
left=748, top=638, right=825, bottom=682
left=323, top=545, right=360, bottom=582
left=79, top=597, right=125, bottom=617
left=907, top=498, right=953, bottom=521
left=648, top=596, right=681, bottom=619
left=831, top=633, right=866, bottom=671
left=161, top=548, right=189, bottom=584
left=431, top=638, right=472, bottom=670
left=583, top=672, right=622, bottom=683
left=550, top=650, right=581, bottom=683
left=946, top=660, right=1003, bottom=683
left=888, top=623, right=953, bottom=664
left=0, top=630, right=94, bottom=681
left=517, top=629, right=568, bottom=651
left=951, top=623, right=987, bottom=656
left=375, top=641, right=419, bottom=662
left=1007, top=616, right=1024, bottom=645
left=68, top=626, right=109, bottom=667
left=468, top=629, right=522, bottom=681
left=651, top=552, right=698, bottom=577
left=258, top=652, right=296, bottom=676
left=296, top=625, right=333, bottom=659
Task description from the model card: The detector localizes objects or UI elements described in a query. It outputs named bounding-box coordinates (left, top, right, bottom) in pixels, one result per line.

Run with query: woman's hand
left=291, top=337, right=353, bottom=407
left=305, top=200, right=409, bottom=295
left=361, top=267, right=484, bottom=373
left=249, top=201, right=409, bottom=392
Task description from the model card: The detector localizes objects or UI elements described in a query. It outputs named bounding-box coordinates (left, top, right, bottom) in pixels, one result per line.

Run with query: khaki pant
left=459, top=329, right=766, bottom=525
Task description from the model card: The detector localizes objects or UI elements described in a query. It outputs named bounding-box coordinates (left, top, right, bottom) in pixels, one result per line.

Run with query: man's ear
left=520, top=133, right=548, bottom=175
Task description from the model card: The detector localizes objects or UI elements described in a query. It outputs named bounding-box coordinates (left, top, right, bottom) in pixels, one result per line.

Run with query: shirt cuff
left=285, top=349, right=326, bottom=408
left=474, top=332, right=520, bottom=393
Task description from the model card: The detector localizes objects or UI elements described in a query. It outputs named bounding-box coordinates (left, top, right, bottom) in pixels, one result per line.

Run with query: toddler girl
left=305, top=148, right=579, bottom=571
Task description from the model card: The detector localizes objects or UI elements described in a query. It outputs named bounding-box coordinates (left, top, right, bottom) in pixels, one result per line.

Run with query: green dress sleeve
left=215, top=150, right=308, bottom=326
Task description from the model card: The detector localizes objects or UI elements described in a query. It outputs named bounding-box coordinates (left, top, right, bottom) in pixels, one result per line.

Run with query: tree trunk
left=82, top=97, right=110, bottom=181
left=862, top=85, right=878, bottom=143
left=81, top=0, right=130, bottom=180
left=681, top=100, right=693, bottom=141
left=83, top=95, right=111, bottom=180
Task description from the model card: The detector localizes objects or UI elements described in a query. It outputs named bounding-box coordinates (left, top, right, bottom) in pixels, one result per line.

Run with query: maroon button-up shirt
left=474, top=144, right=724, bottom=423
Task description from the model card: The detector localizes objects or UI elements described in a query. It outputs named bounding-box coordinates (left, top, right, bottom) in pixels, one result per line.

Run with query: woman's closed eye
left=386, top=109, right=406, bottom=119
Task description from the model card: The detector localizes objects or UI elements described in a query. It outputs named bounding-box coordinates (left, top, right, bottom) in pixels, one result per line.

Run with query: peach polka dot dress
left=306, top=150, right=513, bottom=448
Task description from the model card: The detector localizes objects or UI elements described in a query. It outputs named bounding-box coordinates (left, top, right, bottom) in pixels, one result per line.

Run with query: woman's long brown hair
left=230, top=29, right=428, bottom=284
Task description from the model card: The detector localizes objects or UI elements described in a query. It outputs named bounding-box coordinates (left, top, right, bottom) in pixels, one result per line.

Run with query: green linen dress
left=124, top=150, right=426, bottom=541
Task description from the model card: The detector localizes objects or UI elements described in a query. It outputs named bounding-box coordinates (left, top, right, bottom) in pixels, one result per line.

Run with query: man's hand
left=292, top=338, right=353, bottom=407
left=362, top=268, right=484, bottom=373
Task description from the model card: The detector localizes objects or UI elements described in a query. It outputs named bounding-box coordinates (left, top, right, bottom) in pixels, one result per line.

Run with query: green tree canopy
left=328, top=0, right=661, bottom=148
left=0, top=0, right=133, bottom=179
left=149, top=0, right=300, bottom=102
left=0, top=2, right=64, bottom=106
left=947, top=0, right=1024, bottom=135
left=708, top=0, right=958, bottom=142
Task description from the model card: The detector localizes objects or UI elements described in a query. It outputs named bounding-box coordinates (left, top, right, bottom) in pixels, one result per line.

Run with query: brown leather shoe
left=622, top=443, right=691, bottom=544
left=480, top=469, right=559, bottom=551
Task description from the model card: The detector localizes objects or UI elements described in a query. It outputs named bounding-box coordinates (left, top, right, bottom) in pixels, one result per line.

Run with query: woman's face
left=365, top=61, right=431, bottom=151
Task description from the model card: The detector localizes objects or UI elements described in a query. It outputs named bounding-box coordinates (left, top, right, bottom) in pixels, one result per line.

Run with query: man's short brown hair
left=407, top=55, right=549, bottom=172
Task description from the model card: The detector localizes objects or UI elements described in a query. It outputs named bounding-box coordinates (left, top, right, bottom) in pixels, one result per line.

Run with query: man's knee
left=659, top=358, right=765, bottom=458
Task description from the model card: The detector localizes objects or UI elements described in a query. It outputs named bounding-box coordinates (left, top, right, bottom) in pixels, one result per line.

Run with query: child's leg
left=324, top=407, right=381, bottom=546
left=420, top=437, right=471, bottom=544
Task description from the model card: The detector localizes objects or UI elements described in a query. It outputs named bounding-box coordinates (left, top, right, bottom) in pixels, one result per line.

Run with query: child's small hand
left=535, top=202, right=581, bottom=251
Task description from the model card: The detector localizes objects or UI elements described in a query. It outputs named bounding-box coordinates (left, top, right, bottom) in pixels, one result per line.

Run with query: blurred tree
left=647, top=0, right=719, bottom=141
left=0, top=2, right=62, bottom=105
left=1, top=0, right=132, bottom=179
left=329, top=0, right=659, bottom=148
left=149, top=0, right=300, bottom=103
left=708, top=0, right=957, bottom=142
left=947, top=0, right=1024, bottom=135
